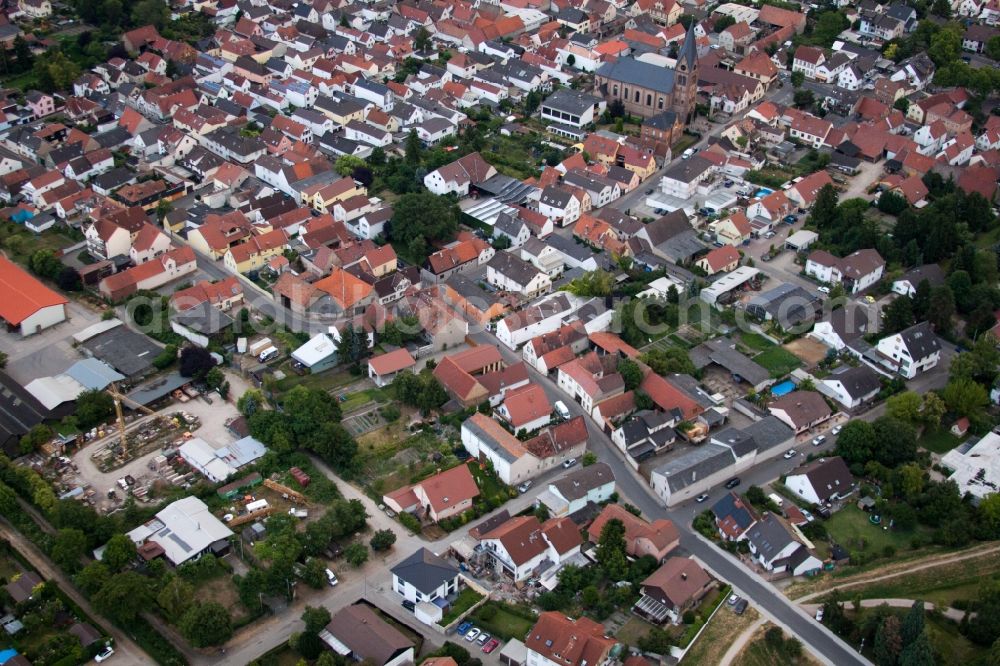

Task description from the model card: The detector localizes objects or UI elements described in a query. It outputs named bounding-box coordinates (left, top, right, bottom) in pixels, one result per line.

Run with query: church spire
left=677, top=19, right=697, bottom=72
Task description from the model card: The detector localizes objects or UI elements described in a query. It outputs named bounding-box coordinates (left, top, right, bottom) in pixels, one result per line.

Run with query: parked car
left=325, top=568, right=339, bottom=587
left=682, top=148, right=695, bottom=159
left=832, top=425, right=842, bottom=435
left=518, top=480, right=532, bottom=494
left=477, top=633, right=491, bottom=646
left=695, top=493, right=710, bottom=503
left=402, top=600, right=416, bottom=612
left=554, top=400, right=571, bottom=420
left=724, top=477, right=741, bottom=489
left=865, top=295, right=876, bottom=303
left=95, top=647, right=115, bottom=663
left=723, top=179, right=734, bottom=188
left=483, top=639, right=501, bottom=654
left=812, top=435, right=827, bottom=446
left=457, top=622, right=474, bottom=635
left=764, top=231, right=776, bottom=239
left=783, top=449, right=797, bottom=459
left=815, top=607, right=825, bottom=622
left=783, top=214, right=798, bottom=224
left=562, top=458, right=578, bottom=469
left=645, top=188, right=654, bottom=194
left=465, top=628, right=481, bottom=642
left=728, top=594, right=740, bottom=606
left=733, top=599, right=749, bottom=615
left=801, top=509, right=815, bottom=522
left=817, top=286, right=830, bottom=294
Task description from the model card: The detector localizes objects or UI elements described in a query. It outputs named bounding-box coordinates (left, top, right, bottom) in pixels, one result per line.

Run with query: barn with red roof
left=0, top=256, right=67, bottom=336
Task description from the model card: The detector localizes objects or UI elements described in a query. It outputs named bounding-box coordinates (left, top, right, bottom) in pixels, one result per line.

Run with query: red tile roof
left=0, top=255, right=67, bottom=325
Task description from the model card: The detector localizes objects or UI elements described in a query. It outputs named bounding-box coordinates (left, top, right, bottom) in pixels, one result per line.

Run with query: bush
left=682, top=610, right=696, bottom=624
left=478, top=604, right=498, bottom=621
left=399, top=512, right=421, bottom=533
left=370, top=529, right=397, bottom=551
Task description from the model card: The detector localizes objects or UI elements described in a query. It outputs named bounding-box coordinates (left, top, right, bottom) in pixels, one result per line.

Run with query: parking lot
left=0, top=300, right=102, bottom=383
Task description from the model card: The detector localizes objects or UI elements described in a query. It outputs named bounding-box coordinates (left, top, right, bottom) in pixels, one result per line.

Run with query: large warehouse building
left=0, top=255, right=67, bottom=336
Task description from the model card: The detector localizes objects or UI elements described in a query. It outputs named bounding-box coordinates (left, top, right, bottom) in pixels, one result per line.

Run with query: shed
left=785, top=229, right=818, bottom=252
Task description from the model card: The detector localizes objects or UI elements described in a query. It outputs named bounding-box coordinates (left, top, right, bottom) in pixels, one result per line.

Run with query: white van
left=245, top=498, right=269, bottom=513
left=258, top=346, right=279, bottom=363
left=554, top=400, right=571, bottom=420
left=768, top=493, right=784, bottom=508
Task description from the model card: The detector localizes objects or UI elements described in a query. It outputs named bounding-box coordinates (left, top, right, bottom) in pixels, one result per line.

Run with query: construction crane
left=106, top=381, right=156, bottom=456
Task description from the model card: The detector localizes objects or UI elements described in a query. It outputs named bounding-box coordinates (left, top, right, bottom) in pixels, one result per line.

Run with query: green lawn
left=471, top=602, right=536, bottom=641
left=925, top=615, right=990, bottom=666
left=824, top=506, right=914, bottom=556
left=740, top=332, right=777, bottom=352
left=438, top=588, right=484, bottom=626
left=469, top=461, right=507, bottom=498
left=754, top=347, right=802, bottom=378
left=918, top=428, right=962, bottom=454
left=274, top=369, right=355, bottom=393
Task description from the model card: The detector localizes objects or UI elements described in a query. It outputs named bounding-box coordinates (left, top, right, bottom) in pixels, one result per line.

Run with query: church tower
left=672, top=20, right=699, bottom=124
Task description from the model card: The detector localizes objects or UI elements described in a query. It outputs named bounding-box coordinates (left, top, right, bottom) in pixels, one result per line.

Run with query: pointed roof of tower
left=677, top=20, right=698, bottom=71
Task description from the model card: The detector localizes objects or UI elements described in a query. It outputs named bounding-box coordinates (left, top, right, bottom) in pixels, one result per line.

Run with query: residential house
left=804, top=249, right=885, bottom=294
left=320, top=605, right=414, bottom=666
left=695, top=245, right=741, bottom=275
left=875, top=321, right=941, bottom=378
left=368, top=349, right=417, bottom=388
left=537, top=462, right=616, bottom=518
left=487, top=251, right=552, bottom=299
left=478, top=515, right=582, bottom=582
left=633, top=557, right=714, bottom=624
left=767, top=391, right=833, bottom=434
left=390, top=548, right=460, bottom=605
left=383, top=464, right=480, bottom=522
left=745, top=513, right=822, bottom=576
left=524, top=613, right=617, bottom=666
left=710, top=492, right=758, bottom=541
left=785, top=456, right=856, bottom=505
left=587, top=504, right=679, bottom=562
left=460, top=412, right=586, bottom=485
left=819, top=365, right=881, bottom=410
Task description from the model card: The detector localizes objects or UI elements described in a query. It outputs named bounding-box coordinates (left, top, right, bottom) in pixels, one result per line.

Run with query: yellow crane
left=106, top=381, right=155, bottom=456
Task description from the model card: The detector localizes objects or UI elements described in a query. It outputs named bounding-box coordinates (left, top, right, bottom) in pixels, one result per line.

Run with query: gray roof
left=390, top=548, right=459, bottom=595
left=897, top=263, right=944, bottom=289
left=545, top=233, right=596, bottom=263
left=898, top=321, right=939, bottom=360
left=654, top=443, right=736, bottom=494
left=662, top=155, right=713, bottom=184
left=597, top=58, right=676, bottom=95
left=488, top=251, right=542, bottom=287
left=792, top=456, right=855, bottom=502
left=541, top=88, right=603, bottom=116
left=173, top=302, right=234, bottom=335
left=79, top=326, right=161, bottom=378
left=552, top=462, right=615, bottom=501
left=746, top=284, right=819, bottom=326
left=495, top=212, right=528, bottom=238
left=742, top=415, right=795, bottom=452
left=745, top=513, right=795, bottom=562
left=826, top=365, right=881, bottom=400
left=690, top=338, right=771, bottom=387
left=325, top=604, right=414, bottom=666
left=64, top=359, right=125, bottom=390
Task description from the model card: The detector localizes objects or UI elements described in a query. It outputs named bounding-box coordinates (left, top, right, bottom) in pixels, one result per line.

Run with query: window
left=613, top=85, right=618, bottom=95
left=658, top=97, right=664, bottom=109
left=634, top=90, right=640, bottom=102
left=646, top=94, right=652, bottom=106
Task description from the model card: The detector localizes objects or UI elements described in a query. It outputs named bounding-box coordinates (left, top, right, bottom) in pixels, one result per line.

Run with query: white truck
left=258, top=346, right=279, bottom=363
left=248, top=338, right=273, bottom=357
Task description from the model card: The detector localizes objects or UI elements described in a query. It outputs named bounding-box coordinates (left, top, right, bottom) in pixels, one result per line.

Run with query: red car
left=483, top=639, right=501, bottom=654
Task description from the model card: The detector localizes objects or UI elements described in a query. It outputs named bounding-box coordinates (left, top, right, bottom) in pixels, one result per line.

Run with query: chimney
left=681, top=572, right=687, bottom=580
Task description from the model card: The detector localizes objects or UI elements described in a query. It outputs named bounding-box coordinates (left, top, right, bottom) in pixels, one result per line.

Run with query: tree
left=102, top=534, right=137, bottom=572
left=389, top=192, right=459, bottom=263
left=404, top=129, right=423, bottom=165
left=32, top=52, right=80, bottom=93
left=566, top=54, right=576, bottom=67
left=877, top=190, right=908, bottom=215
left=12, top=35, right=32, bottom=70
left=157, top=576, right=195, bottom=622
left=873, top=416, right=917, bottom=467
left=809, top=184, right=839, bottom=229
left=928, top=24, right=962, bottom=66
left=302, top=606, right=332, bottom=634
left=641, top=346, right=696, bottom=376
left=94, top=572, right=152, bottom=622
left=57, top=265, right=81, bottom=291
left=927, top=285, right=955, bottom=333
left=883, top=295, right=915, bottom=333
left=893, top=97, right=910, bottom=113
left=582, top=452, right=597, bottom=466
left=835, top=420, right=877, bottom=465
left=874, top=615, right=903, bottom=666
left=179, top=602, right=233, bottom=647
left=921, top=392, right=946, bottom=429
left=370, top=529, right=397, bottom=551
left=900, top=630, right=934, bottom=666
left=886, top=391, right=922, bottom=424
left=51, top=529, right=86, bottom=573
left=75, top=561, right=110, bottom=595
left=238, top=388, right=266, bottom=417
left=20, top=424, right=53, bottom=455
left=564, top=269, right=614, bottom=296
left=901, top=600, right=925, bottom=644
left=344, top=543, right=369, bottom=567
left=812, top=10, right=849, bottom=45
left=131, top=0, right=169, bottom=29
left=179, top=346, right=216, bottom=379
left=793, top=89, right=815, bottom=108
left=942, top=378, right=988, bottom=418
left=414, top=27, right=432, bottom=52
left=595, top=518, right=629, bottom=580
left=790, top=70, right=804, bottom=88
left=617, top=358, right=643, bottom=391
left=334, top=154, right=366, bottom=176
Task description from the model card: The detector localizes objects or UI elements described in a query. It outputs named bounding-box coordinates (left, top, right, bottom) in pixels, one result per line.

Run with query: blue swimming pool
left=754, top=187, right=775, bottom=199
left=771, top=380, right=796, bottom=397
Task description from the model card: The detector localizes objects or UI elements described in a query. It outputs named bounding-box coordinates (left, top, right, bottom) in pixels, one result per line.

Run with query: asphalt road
left=467, top=330, right=869, bottom=666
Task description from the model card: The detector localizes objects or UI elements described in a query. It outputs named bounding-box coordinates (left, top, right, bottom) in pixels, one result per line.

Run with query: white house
left=875, top=321, right=941, bottom=379
left=537, top=462, right=615, bottom=517
left=818, top=365, right=881, bottom=409
left=495, top=292, right=580, bottom=350
left=804, top=248, right=885, bottom=294
left=390, top=548, right=461, bottom=605
left=479, top=515, right=582, bottom=582
left=784, top=456, right=856, bottom=505
left=486, top=252, right=552, bottom=299
left=537, top=186, right=583, bottom=226
left=745, top=513, right=822, bottom=576
left=0, top=256, right=67, bottom=337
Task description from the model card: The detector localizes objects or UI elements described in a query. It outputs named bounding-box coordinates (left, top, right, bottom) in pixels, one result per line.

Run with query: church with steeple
left=594, top=20, right=699, bottom=126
